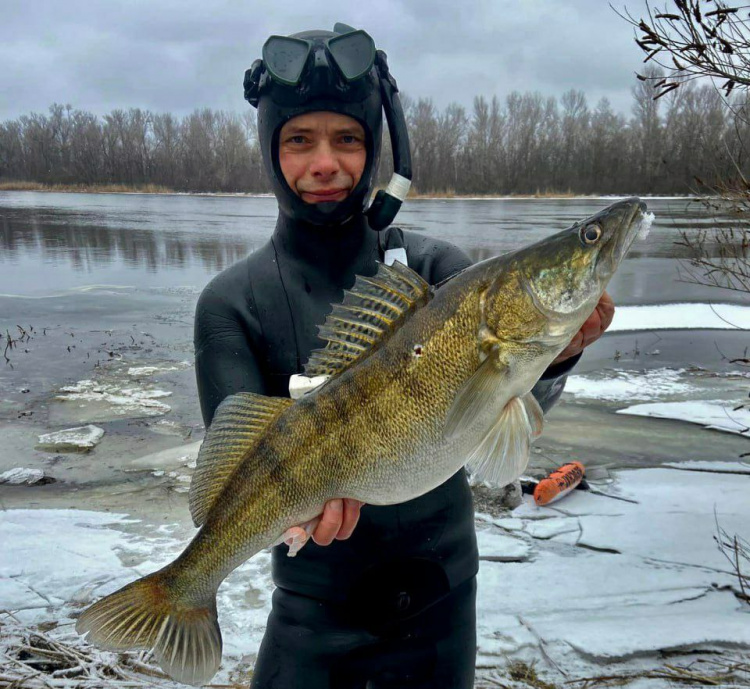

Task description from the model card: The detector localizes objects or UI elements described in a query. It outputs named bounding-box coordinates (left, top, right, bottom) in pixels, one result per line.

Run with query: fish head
left=482, top=197, right=650, bottom=354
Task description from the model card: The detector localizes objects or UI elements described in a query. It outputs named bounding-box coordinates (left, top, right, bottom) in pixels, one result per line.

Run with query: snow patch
left=618, top=400, right=750, bottom=436
left=610, top=303, right=750, bottom=332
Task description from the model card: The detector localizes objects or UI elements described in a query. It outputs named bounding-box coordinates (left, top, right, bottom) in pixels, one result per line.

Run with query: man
left=194, top=24, right=613, bottom=688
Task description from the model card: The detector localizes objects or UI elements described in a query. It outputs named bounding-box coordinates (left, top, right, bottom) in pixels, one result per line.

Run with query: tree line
left=1, top=71, right=747, bottom=195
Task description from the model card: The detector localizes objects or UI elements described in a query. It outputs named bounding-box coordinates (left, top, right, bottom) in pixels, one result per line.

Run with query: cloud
left=0, top=0, right=645, bottom=122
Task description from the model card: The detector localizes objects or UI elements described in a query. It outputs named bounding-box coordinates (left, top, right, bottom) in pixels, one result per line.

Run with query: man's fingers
left=336, top=499, right=364, bottom=541
left=282, top=525, right=310, bottom=557
left=597, top=291, right=615, bottom=331
left=580, top=310, right=601, bottom=348
left=311, top=499, right=344, bottom=546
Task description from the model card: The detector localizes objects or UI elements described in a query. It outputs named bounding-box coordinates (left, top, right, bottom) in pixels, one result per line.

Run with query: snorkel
left=244, top=23, right=412, bottom=231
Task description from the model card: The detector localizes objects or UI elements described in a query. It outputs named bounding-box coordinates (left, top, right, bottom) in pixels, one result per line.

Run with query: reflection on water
left=0, top=192, right=743, bottom=300
left=1, top=210, right=258, bottom=274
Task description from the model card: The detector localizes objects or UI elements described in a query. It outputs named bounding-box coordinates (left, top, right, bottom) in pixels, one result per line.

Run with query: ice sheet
left=618, top=400, right=750, bottom=436
left=2, top=465, right=748, bottom=683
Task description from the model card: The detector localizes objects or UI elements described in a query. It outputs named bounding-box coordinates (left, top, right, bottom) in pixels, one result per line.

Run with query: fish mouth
left=596, top=197, right=649, bottom=278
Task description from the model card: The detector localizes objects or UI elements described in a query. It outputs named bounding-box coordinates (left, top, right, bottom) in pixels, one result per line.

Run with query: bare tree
left=616, top=0, right=750, bottom=99
left=619, top=0, right=750, bottom=300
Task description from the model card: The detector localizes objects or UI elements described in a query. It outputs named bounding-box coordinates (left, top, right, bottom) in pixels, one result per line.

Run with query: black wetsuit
left=194, top=213, right=576, bottom=688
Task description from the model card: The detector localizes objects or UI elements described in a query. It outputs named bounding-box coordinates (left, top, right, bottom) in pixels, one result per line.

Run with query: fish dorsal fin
left=189, top=392, right=293, bottom=527
left=467, top=392, right=544, bottom=488
left=304, top=261, right=431, bottom=378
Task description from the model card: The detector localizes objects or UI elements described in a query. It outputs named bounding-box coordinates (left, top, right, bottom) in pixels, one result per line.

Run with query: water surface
left=0, top=192, right=738, bottom=305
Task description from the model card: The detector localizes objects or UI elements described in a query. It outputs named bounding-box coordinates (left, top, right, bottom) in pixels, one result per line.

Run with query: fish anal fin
left=189, top=392, right=293, bottom=527
left=304, top=261, right=431, bottom=379
left=466, top=392, right=544, bottom=488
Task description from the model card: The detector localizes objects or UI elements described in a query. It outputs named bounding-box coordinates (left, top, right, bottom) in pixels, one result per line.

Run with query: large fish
left=76, top=197, right=650, bottom=685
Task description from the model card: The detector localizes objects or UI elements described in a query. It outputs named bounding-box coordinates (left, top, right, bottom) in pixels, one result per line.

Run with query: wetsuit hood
left=244, top=23, right=412, bottom=230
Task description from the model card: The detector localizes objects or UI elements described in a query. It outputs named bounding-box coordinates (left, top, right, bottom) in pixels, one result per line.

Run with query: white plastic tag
left=289, top=373, right=329, bottom=399
left=384, top=247, right=408, bottom=267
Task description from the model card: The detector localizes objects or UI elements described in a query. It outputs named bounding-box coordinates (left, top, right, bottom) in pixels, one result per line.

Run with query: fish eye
left=581, top=224, right=602, bottom=245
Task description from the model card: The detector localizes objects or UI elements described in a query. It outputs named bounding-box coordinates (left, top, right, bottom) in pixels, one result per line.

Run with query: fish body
left=76, top=198, right=649, bottom=685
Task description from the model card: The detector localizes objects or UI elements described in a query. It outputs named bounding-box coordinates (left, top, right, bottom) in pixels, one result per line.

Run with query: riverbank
left=0, top=180, right=699, bottom=200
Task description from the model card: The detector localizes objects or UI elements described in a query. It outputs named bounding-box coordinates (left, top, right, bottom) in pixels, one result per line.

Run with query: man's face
left=278, top=111, right=366, bottom=204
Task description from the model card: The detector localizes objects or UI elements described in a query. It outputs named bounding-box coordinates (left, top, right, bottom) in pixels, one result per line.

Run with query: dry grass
left=407, top=190, right=581, bottom=200
left=565, top=658, right=750, bottom=688
left=0, top=181, right=173, bottom=194
left=476, top=656, right=750, bottom=688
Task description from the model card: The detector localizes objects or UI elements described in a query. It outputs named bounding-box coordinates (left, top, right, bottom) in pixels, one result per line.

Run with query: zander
left=76, top=197, right=650, bottom=685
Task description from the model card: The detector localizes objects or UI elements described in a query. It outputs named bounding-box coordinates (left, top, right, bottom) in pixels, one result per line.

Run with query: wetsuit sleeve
left=531, top=352, right=581, bottom=413
left=428, top=244, right=473, bottom=284
left=194, top=283, right=267, bottom=427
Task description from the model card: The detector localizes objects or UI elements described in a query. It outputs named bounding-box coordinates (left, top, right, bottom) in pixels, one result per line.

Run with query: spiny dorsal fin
left=189, top=392, right=293, bottom=526
left=304, top=261, right=430, bottom=378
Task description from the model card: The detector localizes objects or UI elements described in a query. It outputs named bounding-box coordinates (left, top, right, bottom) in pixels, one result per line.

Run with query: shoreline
left=0, top=182, right=700, bottom=200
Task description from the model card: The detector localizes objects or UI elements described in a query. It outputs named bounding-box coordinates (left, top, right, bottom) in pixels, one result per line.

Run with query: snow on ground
left=618, top=400, right=750, bottom=437
left=611, top=303, right=750, bottom=332
left=2, top=465, right=748, bottom=684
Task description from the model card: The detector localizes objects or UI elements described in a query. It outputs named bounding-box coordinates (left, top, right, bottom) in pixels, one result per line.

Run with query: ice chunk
left=0, top=467, right=47, bottom=485
left=36, top=425, right=104, bottom=453
left=54, top=379, right=172, bottom=421
left=565, top=368, right=694, bottom=401
left=127, top=361, right=191, bottom=377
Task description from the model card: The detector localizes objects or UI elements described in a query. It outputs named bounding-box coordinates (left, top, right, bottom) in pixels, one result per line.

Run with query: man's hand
left=282, top=498, right=364, bottom=557
left=551, top=291, right=615, bottom=365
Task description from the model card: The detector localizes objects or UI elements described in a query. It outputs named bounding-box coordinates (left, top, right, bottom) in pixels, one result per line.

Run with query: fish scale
left=76, top=197, right=648, bottom=686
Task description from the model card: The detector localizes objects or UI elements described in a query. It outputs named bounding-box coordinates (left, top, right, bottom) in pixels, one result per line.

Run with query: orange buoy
left=533, top=461, right=585, bottom=506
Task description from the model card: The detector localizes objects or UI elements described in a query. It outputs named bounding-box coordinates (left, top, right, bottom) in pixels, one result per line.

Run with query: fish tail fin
left=75, top=569, right=222, bottom=686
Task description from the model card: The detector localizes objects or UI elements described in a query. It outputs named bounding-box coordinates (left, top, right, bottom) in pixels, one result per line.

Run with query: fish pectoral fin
left=189, top=392, right=294, bottom=527
left=466, top=392, right=543, bottom=488
left=444, top=353, right=508, bottom=440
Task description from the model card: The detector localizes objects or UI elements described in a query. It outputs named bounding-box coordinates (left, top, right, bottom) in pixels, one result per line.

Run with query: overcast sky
left=0, top=0, right=649, bottom=123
